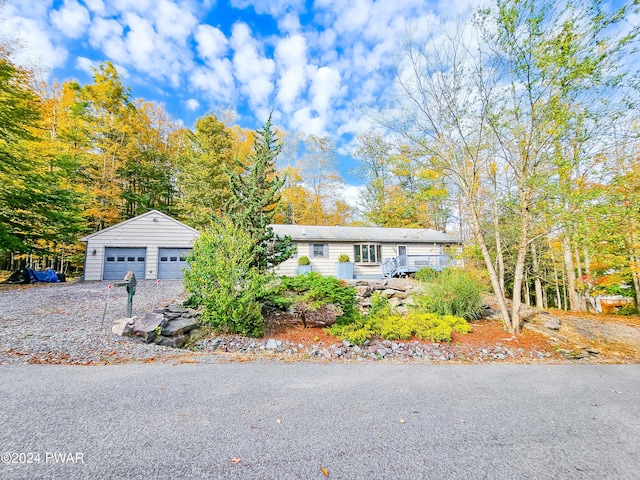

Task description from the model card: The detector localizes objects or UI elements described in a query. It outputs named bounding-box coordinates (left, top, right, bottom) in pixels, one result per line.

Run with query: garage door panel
left=104, top=248, right=146, bottom=280
left=158, top=248, right=191, bottom=279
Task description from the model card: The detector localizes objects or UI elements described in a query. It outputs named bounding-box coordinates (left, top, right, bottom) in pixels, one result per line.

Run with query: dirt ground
left=538, top=309, right=640, bottom=362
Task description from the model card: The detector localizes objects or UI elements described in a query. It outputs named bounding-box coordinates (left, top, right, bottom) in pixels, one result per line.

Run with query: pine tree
left=227, top=114, right=293, bottom=271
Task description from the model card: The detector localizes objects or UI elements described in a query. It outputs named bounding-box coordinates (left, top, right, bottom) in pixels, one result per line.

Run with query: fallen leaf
left=320, top=467, right=329, bottom=476
left=231, top=457, right=241, bottom=465
left=399, top=419, right=406, bottom=424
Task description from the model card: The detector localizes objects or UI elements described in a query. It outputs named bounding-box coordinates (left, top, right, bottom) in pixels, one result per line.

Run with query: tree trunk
left=531, top=241, right=544, bottom=308
left=562, top=235, right=583, bottom=311
left=510, top=201, right=531, bottom=333
left=468, top=202, right=512, bottom=331
left=632, top=253, right=640, bottom=312
left=492, top=202, right=505, bottom=294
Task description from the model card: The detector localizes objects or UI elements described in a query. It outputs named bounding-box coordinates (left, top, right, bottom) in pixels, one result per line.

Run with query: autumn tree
left=276, top=133, right=351, bottom=225
left=379, top=0, right=637, bottom=331
left=353, top=132, right=450, bottom=228
left=175, top=114, right=233, bottom=228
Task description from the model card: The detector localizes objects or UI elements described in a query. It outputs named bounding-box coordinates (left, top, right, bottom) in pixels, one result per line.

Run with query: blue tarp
left=28, top=268, right=60, bottom=283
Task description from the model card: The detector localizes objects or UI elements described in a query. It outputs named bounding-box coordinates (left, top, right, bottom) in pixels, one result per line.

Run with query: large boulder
left=132, top=313, right=169, bottom=343
left=162, top=317, right=200, bottom=337
left=112, top=318, right=135, bottom=337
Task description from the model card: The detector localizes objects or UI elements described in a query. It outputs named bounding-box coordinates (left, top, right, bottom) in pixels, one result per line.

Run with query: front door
left=397, top=245, right=407, bottom=267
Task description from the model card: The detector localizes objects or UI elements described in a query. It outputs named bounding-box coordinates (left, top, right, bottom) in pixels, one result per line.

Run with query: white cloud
left=50, top=0, right=91, bottom=39
left=3, top=16, right=68, bottom=73
left=189, top=60, right=235, bottom=101
left=230, top=0, right=306, bottom=17
left=88, top=18, right=127, bottom=62
left=274, top=34, right=309, bottom=112
left=76, top=56, right=96, bottom=75
left=230, top=22, right=276, bottom=109
left=278, top=12, right=302, bottom=34
left=291, top=107, right=326, bottom=137
left=152, top=0, right=198, bottom=42
left=185, top=98, right=200, bottom=111
left=83, top=0, right=106, bottom=14
left=310, top=66, right=342, bottom=114
left=194, top=24, right=228, bottom=60
left=341, top=184, right=364, bottom=208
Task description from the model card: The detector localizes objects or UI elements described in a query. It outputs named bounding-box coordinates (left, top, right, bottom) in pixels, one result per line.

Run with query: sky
left=0, top=0, right=481, bottom=197
left=3, top=0, right=633, bottom=199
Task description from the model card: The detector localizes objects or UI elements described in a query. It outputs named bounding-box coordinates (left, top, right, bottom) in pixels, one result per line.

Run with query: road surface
left=1, top=363, right=639, bottom=479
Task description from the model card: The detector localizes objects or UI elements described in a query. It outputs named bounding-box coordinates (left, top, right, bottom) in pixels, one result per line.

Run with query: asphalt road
left=1, top=363, right=639, bottom=480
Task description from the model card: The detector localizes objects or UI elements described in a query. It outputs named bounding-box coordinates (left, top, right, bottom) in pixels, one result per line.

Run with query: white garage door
left=158, top=248, right=191, bottom=279
left=103, top=248, right=146, bottom=280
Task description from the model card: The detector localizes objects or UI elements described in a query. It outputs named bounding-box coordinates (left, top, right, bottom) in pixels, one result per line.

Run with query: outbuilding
left=80, top=210, right=199, bottom=281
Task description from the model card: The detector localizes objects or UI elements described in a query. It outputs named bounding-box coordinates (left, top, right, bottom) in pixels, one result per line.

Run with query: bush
left=338, top=253, right=350, bottom=262
left=183, top=218, right=270, bottom=337
left=329, top=311, right=470, bottom=345
left=414, top=267, right=485, bottom=320
left=297, top=255, right=310, bottom=266
left=267, top=272, right=358, bottom=323
left=415, top=266, right=438, bottom=282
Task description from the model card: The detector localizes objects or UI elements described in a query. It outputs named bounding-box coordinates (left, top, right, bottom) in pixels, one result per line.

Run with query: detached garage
left=80, top=210, right=200, bottom=281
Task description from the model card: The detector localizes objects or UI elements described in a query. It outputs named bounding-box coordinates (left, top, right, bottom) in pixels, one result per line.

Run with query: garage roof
left=80, top=210, right=198, bottom=241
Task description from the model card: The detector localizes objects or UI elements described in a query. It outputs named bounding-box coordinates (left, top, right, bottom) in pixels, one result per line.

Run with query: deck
left=381, top=255, right=452, bottom=278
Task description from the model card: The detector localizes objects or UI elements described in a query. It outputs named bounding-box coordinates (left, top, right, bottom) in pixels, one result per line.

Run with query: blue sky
left=1, top=0, right=481, bottom=194
left=3, top=0, right=634, bottom=196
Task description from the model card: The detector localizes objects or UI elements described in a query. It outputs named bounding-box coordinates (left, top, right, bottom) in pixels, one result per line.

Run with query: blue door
left=103, top=248, right=146, bottom=280
left=158, top=248, right=191, bottom=279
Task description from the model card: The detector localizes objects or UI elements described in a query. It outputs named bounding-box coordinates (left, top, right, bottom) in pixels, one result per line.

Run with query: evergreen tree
left=227, top=114, right=293, bottom=271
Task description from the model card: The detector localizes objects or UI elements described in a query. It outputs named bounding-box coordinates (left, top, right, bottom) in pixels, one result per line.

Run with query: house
left=270, top=224, right=460, bottom=279
left=80, top=210, right=199, bottom=281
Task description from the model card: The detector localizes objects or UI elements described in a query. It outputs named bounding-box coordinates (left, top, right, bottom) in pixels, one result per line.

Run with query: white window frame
left=354, top=244, right=383, bottom=264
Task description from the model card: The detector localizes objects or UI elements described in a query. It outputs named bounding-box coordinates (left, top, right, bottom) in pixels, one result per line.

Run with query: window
left=117, top=257, right=125, bottom=262
left=354, top=244, right=382, bottom=263
left=106, top=257, right=115, bottom=262
left=137, top=257, right=145, bottom=262
left=170, top=257, right=177, bottom=262
left=311, top=243, right=328, bottom=258
left=127, top=257, right=135, bottom=262
left=160, top=257, right=168, bottom=262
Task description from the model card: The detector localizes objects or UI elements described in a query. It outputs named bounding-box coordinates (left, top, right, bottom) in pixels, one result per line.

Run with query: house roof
left=79, top=210, right=199, bottom=241
left=270, top=224, right=459, bottom=243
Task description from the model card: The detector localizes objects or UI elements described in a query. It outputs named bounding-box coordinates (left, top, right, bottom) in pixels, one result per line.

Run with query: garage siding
left=81, top=211, right=200, bottom=281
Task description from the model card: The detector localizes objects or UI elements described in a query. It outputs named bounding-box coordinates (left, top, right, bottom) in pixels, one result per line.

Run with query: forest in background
left=1, top=0, right=639, bottom=328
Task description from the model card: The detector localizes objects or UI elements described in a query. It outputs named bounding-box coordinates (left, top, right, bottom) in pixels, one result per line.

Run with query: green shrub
left=616, top=305, right=638, bottom=316
left=297, top=255, right=310, bottom=266
left=183, top=218, right=270, bottom=337
left=329, top=310, right=470, bottom=345
left=415, top=267, right=438, bottom=282
left=414, top=267, right=485, bottom=320
left=267, top=272, right=359, bottom=323
left=338, top=253, right=350, bottom=262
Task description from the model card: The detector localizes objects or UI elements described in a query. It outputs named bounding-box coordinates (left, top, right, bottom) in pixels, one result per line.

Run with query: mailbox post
left=115, top=271, right=137, bottom=317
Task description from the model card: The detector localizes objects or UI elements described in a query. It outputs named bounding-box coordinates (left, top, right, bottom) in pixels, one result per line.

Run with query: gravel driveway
left=0, top=280, right=191, bottom=365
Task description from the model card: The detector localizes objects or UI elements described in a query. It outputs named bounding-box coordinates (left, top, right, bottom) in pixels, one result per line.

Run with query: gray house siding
left=271, top=225, right=458, bottom=279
